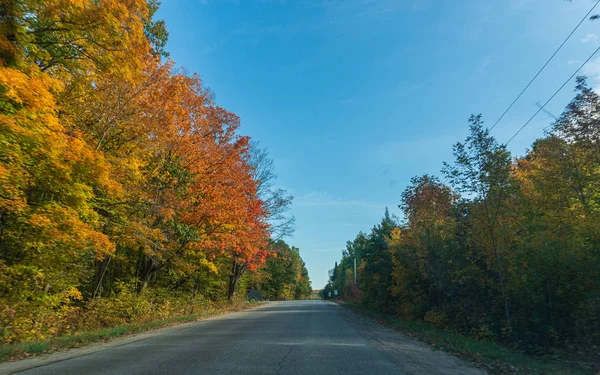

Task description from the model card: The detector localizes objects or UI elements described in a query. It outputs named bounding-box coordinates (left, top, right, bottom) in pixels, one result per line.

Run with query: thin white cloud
left=568, top=60, right=580, bottom=65
left=582, top=33, right=598, bottom=44
left=477, top=56, right=493, bottom=73
left=295, top=192, right=384, bottom=209
left=582, top=56, right=600, bottom=93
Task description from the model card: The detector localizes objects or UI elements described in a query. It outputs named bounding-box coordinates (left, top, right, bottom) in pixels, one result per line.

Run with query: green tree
left=253, top=240, right=311, bottom=300
left=361, top=209, right=397, bottom=311
left=442, top=115, right=514, bottom=326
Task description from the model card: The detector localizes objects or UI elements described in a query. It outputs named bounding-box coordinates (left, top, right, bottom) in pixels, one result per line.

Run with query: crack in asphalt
left=276, top=345, right=294, bottom=375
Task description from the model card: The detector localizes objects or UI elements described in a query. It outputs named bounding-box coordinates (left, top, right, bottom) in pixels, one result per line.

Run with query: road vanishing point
left=1, top=301, right=485, bottom=375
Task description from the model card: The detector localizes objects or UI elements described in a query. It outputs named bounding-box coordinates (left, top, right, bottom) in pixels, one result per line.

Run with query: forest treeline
left=0, top=0, right=310, bottom=344
left=249, top=240, right=312, bottom=301
left=325, top=78, right=599, bottom=354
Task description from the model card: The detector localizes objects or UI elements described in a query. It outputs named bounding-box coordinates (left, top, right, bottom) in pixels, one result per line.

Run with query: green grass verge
left=0, top=302, right=262, bottom=362
left=338, top=301, right=595, bottom=375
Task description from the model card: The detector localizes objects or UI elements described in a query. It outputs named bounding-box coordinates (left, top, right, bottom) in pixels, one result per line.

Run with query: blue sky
left=157, top=0, right=600, bottom=288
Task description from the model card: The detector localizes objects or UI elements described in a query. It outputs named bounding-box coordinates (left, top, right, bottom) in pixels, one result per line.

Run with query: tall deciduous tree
left=0, top=0, right=300, bottom=343
left=442, top=115, right=514, bottom=326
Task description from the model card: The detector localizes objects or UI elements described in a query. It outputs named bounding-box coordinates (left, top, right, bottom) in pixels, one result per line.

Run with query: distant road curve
left=2, top=300, right=484, bottom=375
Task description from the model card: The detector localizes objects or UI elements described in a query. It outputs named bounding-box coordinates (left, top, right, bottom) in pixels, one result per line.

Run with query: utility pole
left=354, top=257, right=357, bottom=285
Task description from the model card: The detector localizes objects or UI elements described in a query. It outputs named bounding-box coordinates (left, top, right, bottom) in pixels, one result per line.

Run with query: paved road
left=4, top=301, right=485, bottom=375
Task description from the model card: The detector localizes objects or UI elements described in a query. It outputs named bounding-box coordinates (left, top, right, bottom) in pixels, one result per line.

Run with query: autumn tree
left=442, top=115, right=514, bottom=327
left=325, top=88, right=600, bottom=353
left=224, top=143, right=295, bottom=300
left=248, top=142, right=295, bottom=239
left=0, top=0, right=300, bottom=343
left=387, top=176, right=457, bottom=319
left=0, top=42, right=115, bottom=342
left=510, top=77, right=600, bottom=347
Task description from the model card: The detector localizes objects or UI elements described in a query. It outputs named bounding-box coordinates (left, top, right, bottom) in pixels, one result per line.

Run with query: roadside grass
left=0, top=302, right=262, bottom=362
left=338, top=301, right=595, bottom=375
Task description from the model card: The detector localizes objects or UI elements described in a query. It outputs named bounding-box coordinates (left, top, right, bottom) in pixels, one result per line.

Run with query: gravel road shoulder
left=334, top=303, right=486, bottom=375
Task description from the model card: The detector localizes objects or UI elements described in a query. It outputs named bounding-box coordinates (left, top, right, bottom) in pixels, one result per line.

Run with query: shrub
left=424, top=309, right=449, bottom=329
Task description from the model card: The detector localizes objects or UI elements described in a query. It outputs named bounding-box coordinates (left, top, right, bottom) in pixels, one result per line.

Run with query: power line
left=490, top=0, right=600, bottom=131
left=535, top=101, right=558, bottom=120
left=505, top=45, right=600, bottom=145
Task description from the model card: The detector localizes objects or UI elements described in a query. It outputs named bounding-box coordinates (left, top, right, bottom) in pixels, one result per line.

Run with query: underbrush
left=338, top=301, right=596, bottom=375
left=1, top=284, right=259, bottom=360
left=0, top=296, right=260, bottom=362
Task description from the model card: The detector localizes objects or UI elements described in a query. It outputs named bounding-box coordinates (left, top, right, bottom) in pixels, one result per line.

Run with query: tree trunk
left=138, top=255, right=158, bottom=293
left=227, top=261, right=247, bottom=301
left=483, top=199, right=510, bottom=326
left=93, top=257, right=112, bottom=298
left=489, top=229, right=510, bottom=325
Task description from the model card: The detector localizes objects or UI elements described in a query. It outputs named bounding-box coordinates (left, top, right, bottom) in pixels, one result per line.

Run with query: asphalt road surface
left=3, top=301, right=485, bottom=375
